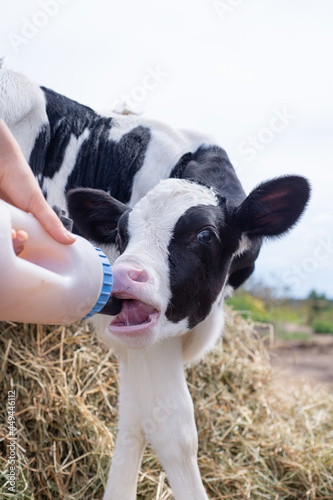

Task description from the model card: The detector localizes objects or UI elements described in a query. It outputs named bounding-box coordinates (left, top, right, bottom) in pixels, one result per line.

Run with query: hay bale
left=0, top=310, right=332, bottom=499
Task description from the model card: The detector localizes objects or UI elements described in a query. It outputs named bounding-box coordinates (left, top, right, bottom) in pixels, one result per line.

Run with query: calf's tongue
left=114, top=300, right=156, bottom=326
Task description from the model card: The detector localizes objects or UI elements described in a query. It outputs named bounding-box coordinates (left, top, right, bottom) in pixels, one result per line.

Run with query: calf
left=0, top=68, right=310, bottom=499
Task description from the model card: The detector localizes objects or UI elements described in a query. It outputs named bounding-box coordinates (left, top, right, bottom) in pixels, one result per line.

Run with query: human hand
left=0, top=119, right=76, bottom=246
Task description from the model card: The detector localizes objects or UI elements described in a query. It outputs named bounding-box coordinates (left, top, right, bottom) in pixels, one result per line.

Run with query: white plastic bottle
left=0, top=199, right=112, bottom=324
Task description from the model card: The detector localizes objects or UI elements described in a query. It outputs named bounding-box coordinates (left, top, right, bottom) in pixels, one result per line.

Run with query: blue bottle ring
left=82, top=247, right=112, bottom=319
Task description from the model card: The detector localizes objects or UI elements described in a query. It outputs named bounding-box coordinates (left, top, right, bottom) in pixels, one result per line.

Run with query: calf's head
left=67, top=176, right=309, bottom=349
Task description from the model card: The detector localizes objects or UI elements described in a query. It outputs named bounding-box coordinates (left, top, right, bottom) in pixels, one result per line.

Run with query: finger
left=12, top=230, right=28, bottom=256
left=16, top=229, right=28, bottom=243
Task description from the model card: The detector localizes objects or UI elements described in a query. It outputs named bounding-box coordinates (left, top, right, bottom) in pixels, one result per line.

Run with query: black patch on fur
left=166, top=204, right=239, bottom=328
left=30, top=87, right=151, bottom=204
left=66, top=124, right=151, bottom=204
left=29, top=87, right=99, bottom=179
left=171, top=145, right=246, bottom=207
left=165, top=174, right=310, bottom=327
left=29, top=124, right=51, bottom=181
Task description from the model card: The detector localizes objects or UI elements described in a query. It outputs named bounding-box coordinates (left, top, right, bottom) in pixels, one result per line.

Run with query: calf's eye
left=196, top=229, right=214, bottom=246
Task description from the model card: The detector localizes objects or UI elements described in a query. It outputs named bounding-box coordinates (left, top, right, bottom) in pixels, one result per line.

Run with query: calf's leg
left=104, top=337, right=208, bottom=500
left=103, top=368, right=146, bottom=500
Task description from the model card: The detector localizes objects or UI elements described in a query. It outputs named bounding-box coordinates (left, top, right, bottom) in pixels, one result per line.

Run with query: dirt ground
left=269, top=335, right=333, bottom=393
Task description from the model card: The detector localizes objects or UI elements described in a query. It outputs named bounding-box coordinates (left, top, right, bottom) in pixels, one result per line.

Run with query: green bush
left=311, top=318, right=333, bottom=334
left=226, top=293, right=270, bottom=322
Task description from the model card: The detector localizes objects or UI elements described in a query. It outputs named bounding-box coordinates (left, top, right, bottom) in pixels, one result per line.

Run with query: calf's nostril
left=128, top=269, right=149, bottom=283
left=137, top=269, right=149, bottom=283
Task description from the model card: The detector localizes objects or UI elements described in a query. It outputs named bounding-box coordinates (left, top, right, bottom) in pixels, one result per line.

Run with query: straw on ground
left=0, top=309, right=332, bottom=499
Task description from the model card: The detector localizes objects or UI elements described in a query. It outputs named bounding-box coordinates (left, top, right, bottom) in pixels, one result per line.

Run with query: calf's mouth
left=106, top=294, right=160, bottom=334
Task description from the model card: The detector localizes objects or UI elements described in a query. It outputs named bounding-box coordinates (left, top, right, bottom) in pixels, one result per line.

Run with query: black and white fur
left=0, top=69, right=310, bottom=500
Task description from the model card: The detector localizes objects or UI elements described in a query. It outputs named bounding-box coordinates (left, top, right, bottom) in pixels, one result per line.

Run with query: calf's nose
left=111, top=264, right=149, bottom=297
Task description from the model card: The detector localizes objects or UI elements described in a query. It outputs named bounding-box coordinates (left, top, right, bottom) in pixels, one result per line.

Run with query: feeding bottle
left=0, top=199, right=112, bottom=324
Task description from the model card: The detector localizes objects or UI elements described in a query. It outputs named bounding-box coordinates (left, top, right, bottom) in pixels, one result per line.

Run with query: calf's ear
left=66, top=188, right=129, bottom=243
left=236, top=175, right=310, bottom=238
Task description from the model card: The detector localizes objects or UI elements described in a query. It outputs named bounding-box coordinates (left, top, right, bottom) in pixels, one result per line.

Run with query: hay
left=0, top=310, right=332, bottom=499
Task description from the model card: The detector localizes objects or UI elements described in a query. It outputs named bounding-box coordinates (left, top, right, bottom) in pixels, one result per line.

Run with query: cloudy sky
left=1, top=0, right=333, bottom=298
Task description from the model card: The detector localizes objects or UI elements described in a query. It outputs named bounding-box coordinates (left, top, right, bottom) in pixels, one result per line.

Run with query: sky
left=1, top=0, right=333, bottom=299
